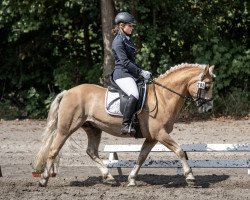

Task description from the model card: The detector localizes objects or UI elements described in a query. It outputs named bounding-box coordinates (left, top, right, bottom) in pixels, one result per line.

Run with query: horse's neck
left=156, top=68, right=196, bottom=96
left=150, top=68, right=199, bottom=119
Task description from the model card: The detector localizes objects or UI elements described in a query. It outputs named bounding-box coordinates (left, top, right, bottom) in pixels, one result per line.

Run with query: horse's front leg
left=128, top=139, right=157, bottom=186
left=156, top=128, right=195, bottom=186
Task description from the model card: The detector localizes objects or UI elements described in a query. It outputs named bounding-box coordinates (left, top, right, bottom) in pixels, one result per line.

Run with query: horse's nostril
left=206, top=107, right=212, bottom=112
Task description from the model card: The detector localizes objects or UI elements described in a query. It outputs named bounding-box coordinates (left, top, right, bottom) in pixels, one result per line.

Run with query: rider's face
left=123, top=23, right=134, bottom=35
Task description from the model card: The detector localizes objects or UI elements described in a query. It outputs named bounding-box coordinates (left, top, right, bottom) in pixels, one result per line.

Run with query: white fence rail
left=103, top=144, right=250, bottom=175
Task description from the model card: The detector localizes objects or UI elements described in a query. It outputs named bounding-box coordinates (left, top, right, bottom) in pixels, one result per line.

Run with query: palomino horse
left=33, top=63, right=215, bottom=187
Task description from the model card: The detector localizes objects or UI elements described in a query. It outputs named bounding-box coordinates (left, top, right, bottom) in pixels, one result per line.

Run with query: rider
left=111, top=12, right=151, bottom=135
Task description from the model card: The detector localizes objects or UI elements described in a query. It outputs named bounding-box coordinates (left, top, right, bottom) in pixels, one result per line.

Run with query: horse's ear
left=209, top=65, right=216, bottom=77
left=202, top=65, right=210, bottom=77
left=204, top=65, right=210, bottom=73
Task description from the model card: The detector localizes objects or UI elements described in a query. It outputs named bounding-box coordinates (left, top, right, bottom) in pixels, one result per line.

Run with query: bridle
left=147, top=72, right=214, bottom=112
left=194, top=73, right=214, bottom=107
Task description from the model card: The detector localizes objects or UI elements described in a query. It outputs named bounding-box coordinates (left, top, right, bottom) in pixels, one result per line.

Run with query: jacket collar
left=118, top=30, right=135, bottom=49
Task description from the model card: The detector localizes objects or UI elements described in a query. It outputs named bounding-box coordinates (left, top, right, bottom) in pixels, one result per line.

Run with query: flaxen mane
left=156, top=63, right=207, bottom=80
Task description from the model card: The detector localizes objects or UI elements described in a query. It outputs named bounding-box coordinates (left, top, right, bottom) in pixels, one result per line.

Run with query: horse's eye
left=205, top=85, right=211, bottom=91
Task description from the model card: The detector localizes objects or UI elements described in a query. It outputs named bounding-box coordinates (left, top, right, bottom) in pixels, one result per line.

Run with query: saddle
left=105, top=77, right=148, bottom=139
left=105, top=77, right=148, bottom=116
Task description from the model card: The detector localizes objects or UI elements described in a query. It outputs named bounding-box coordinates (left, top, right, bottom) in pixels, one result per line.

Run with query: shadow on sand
left=69, top=174, right=229, bottom=188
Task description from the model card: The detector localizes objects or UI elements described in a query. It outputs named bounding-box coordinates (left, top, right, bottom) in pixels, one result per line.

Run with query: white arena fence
left=103, top=144, right=250, bottom=175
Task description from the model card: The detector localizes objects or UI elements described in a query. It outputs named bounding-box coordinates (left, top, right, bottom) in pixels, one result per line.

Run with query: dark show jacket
left=112, top=31, right=142, bottom=80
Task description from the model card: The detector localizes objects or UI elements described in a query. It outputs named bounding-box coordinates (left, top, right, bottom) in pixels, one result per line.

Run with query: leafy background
left=0, top=0, right=249, bottom=118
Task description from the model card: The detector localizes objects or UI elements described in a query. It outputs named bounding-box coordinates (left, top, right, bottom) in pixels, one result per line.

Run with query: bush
left=0, top=100, right=20, bottom=120
left=214, top=88, right=250, bottom=116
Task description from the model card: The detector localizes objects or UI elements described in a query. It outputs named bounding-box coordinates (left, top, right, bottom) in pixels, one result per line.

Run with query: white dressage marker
left=103, top=144, right=250, bottom=175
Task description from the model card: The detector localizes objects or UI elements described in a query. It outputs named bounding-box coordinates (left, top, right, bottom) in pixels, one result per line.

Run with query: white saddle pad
left=105, top=85, right=147, bottom=117
left=105, top=90, right=123, bottom=116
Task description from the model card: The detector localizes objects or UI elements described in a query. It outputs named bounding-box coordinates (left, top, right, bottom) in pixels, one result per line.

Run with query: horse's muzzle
left=198, top=100, right=213, bottom=113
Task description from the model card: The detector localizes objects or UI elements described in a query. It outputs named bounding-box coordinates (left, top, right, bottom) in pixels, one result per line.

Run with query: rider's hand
left=140, top=70, right=152, bottom=80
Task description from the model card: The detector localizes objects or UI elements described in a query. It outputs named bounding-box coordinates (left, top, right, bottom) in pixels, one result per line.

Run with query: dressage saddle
left=107, top=76, right=147, bottom=115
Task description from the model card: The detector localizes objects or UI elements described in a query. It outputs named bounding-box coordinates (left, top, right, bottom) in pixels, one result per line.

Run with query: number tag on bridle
left=197, top=81, right=206, bottom=89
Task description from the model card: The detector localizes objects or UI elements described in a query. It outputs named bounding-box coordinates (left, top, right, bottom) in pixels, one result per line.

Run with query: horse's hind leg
left=84, top=126, right=116, bottom=185
left=128, top=139, right=157, bottom=186
left=39, top=129, right=70, bottom=187
left=157, top=128, right=195, bottom=186
left=39, top=120, right=84, bottom=187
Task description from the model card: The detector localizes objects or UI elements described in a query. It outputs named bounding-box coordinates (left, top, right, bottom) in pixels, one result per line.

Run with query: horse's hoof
left=103, top=178, right=118, bottom=186
left=127, top=180, right=137, bottom=187
left=38, top=179, right=48, bottom=187
left=186, top=176, right=196, bottom=187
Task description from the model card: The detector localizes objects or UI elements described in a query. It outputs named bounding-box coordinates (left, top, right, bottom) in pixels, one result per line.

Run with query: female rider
left=111, top=12, right=151, bottom=135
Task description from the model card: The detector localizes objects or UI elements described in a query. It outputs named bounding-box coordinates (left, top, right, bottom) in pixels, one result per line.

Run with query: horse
left=32, top=63, right=215, bottom=187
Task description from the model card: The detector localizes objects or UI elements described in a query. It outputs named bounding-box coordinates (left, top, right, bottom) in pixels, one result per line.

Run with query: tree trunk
left=100, top=0, right=115, bottom=86
left=130, top=1, right=142, bottom=49
left=83, top=10, right=93, bottom=68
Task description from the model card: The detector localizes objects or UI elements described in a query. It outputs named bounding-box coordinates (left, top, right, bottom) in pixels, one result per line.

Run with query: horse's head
left=187, top=65, right=216, bottom=113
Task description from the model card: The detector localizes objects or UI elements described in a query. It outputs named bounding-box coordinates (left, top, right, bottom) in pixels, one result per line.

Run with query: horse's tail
left=32, top=90, right=66, bottom=172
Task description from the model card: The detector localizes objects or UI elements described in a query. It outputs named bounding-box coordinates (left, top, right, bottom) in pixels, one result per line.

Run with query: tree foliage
left=0, top=0, right=249, bottom=118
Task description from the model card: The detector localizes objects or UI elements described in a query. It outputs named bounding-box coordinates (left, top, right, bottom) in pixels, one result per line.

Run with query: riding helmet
left=115, top=12, right=136, bottom=25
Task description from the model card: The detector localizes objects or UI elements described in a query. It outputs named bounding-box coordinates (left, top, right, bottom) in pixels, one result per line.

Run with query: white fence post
left=109, top=152, right=123, bottom=175
left=176, top=168, right=182, bottom=175
left=248, top=158, right=250, bottom=175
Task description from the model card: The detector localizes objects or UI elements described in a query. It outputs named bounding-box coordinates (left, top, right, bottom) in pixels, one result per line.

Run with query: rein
left=152, top=80, right=193, bottom=101
left=146, top=77, right=213, bottom=113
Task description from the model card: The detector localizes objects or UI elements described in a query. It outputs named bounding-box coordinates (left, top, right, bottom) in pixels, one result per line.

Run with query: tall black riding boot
left=121, top=95, right=138, bottom=135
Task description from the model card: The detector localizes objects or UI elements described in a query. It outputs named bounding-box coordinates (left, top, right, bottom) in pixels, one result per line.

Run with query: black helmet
left=115, top=12, right=136, bottom=25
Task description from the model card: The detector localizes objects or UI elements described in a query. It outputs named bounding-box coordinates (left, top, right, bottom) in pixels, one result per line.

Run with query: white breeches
left=114, top=77, right=139, bottom=100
